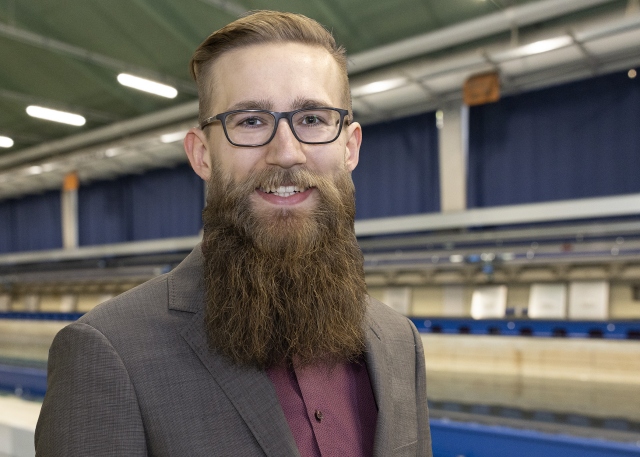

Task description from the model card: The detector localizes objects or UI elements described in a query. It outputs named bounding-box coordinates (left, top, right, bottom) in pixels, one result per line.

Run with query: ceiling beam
left=347, top=0, right=619, bottom=74
left=0, top=88, right=122, bottom=123
left=0, top=101, right=198, bottom=170
left=0, top=22, right=197, bottom=95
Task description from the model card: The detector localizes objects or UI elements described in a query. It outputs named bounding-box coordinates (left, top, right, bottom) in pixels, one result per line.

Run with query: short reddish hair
left=189, top=10, right=351, bottom=124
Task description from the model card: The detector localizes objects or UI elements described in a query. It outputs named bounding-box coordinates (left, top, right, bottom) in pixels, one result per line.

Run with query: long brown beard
left=201, top=163, right=367, bottom=369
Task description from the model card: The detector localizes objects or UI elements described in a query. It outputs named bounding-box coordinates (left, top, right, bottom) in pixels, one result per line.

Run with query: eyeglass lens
left=224, top=109, right=342, bottom=146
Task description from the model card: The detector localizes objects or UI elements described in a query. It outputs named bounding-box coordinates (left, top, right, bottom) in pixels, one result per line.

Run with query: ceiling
left=0, top=0, right=639, bottom=200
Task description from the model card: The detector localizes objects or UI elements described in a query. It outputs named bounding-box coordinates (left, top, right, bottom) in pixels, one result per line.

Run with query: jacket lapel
left=171, top=248, right=393, bottom=456
left=364, top=303, right=395, bottom=457
left=169, top=247, right=299, bottom=457
left=180, top=310, right=300, bottom=457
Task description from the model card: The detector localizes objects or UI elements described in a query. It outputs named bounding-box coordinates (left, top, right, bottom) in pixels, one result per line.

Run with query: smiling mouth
left=258, top=185, right=310, bottom=198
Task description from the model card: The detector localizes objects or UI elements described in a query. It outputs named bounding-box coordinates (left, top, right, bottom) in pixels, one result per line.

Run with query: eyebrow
left=290, top=97, right=334, bottom=110
left=225, top=97, right=335, bottom=112
left=227, top=99, right=273, bottom=111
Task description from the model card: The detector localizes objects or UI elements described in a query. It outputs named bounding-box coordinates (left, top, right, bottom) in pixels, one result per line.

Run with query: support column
left=438, top=101, right=469, bottom=213
left=61, top=172, right=79, bottom=249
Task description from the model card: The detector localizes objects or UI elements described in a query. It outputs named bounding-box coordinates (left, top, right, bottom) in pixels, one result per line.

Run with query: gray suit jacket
left=36, top=247, right=432, bottom=456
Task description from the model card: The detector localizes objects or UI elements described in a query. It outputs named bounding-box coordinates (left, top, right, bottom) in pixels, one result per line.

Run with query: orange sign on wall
left=63, top=172, right=79, bottom=191
left=463, top=71, right=501, bottom=106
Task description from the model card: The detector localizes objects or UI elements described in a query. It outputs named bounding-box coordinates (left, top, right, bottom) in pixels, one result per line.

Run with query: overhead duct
left=347, top=0, right=618, bottom=73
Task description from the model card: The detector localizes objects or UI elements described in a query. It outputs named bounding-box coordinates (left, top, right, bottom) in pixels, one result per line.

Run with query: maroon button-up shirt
left=267, top=358, right=378, bottom=457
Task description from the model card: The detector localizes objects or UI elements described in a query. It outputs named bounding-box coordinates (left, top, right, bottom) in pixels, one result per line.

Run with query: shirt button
left=314, top=410, right=323, bottom=422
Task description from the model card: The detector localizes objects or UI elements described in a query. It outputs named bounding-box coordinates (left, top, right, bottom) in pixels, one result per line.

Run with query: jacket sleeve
left=35, top=322, right=147, bottom=456
left=409, top=320, right=433, bottom=457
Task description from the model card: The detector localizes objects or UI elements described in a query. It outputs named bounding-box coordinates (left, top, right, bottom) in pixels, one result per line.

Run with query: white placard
left=0, top=294, right=10, bottom=312
left=568, top=281, right=609, bottom=320
left=23, top=294, right=40, bottom=312
left=60, top=294, right=78, bottom=312
left=442, top=285, right=465, bottom=316
left=383, top=287, right=412, bottom=315
left=471, top=285, right=507, bottom=319
left=528, top=283, right=567, bottom=319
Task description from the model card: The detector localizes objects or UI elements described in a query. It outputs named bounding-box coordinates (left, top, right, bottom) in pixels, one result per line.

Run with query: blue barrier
left=2, top=360, right=640, bottom=456
left=0, top=364, right=47, bottom=398
left=411, top=317, right=640, bottom=340
left=431, top=419, right=640, bottom=457
left=2, top=313, right=639, bottom=340
left=0, top=312, right=84, bottom=321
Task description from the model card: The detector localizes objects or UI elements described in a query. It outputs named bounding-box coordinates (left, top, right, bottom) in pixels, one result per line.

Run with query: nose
left=264, top=118, right=307, bottom=168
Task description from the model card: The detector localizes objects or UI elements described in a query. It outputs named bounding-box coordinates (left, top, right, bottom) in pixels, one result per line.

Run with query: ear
left=184, top=127, right=212, bottom=181
left=344, top=121, right=362, bottom=172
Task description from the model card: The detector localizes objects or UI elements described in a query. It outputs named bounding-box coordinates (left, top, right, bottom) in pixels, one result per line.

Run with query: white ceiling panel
left=359, top=83, right=430, bottom=111
left=498, top=45, right=585, bottom=77
left=421, top=72, right=469, bottom=94
left=583, top=28, right=640, bottom=56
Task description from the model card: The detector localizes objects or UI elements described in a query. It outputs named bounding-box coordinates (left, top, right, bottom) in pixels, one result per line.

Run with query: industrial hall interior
left=1, top=0, right=640, bottom=456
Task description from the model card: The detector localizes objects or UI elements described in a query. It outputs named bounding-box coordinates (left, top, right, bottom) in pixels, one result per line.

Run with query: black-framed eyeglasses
left=200, top=107, right=350, bottom=147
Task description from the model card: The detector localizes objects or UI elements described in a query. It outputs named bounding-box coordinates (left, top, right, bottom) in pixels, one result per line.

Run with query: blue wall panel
left=354, top=112, right=440, bottom=219
left=468, top=71, right=640, bottom=208
left=79, top=164, right=204, bottom=245
left=0, top=191, right=62, bottom=253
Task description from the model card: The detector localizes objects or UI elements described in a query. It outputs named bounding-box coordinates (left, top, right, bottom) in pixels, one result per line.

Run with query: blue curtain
left=0, top=201, right=11, bottom=253
left=468, top=71, right=640, bottom=208
left=0, top=191, right=62, bottom=253
left=78, top=164, right=204, bottom=245
left=353, top=112, right=440, bottom=219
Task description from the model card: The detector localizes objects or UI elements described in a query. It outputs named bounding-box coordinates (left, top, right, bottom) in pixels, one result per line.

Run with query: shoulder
left=366, top=296, right=419, bottom=339
left=76, top=246, right=205, bottom=332
left=78, top=273, right=170, bottom=329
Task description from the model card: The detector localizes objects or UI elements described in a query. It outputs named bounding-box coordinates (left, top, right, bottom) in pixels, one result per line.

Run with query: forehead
left=207, top=42, right=344, bottom=112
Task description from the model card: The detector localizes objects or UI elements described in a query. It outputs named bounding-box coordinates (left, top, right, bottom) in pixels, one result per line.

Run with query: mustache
left=220, top=166, right=335, bottom=199
left=253, top=167, right=321, bottom=190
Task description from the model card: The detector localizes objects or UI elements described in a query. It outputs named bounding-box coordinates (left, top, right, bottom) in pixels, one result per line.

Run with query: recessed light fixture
left=629, top=69, right=637, bottom=79
left=117, top=73, right=178, bottom=98
left=26, top=106, right=86, bottom=126
left=160, top=130, right=189, bottom=143
left=0, top=136, right=14, bottom=148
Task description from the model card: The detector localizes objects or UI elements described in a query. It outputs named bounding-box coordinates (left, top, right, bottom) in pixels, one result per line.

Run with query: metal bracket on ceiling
left=567, top=30, right=600, bottom=74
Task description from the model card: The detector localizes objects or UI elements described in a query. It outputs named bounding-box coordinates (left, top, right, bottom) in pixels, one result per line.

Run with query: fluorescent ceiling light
left=350, top=77, right=407, bottom=97
left=26, top=106, right=86, bottom=126
left=492, top=35, right=573, bottom=62
left=160, top=130, right=189, bottom=143
left=0, top=136, right=14, bottom=148
left=104, top=147, right=124, bottom=158
left=118, top=73, right=178, bottom=98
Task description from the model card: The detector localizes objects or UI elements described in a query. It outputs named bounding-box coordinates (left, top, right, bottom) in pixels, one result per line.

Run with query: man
left=36, top=11, right=431, bottom=457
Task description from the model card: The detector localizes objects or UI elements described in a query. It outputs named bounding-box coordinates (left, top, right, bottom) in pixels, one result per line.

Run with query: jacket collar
left=168, top=245, right=205, bottom=314
left=171, top=246, right=393, bottom=457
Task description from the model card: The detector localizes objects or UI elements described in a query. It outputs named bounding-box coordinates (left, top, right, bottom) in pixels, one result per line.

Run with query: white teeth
left=259, top=185, right=307, bottom=197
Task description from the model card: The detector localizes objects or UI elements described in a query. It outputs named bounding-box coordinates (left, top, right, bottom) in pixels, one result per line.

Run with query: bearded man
left=36, top=11, right=431, bottom=457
